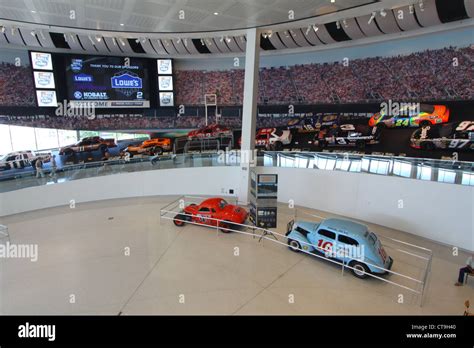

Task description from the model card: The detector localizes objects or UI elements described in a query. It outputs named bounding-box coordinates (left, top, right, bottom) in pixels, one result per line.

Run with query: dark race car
left=410, top=121, right=474, bottom=151
left=59, top=136, right=116, bottom=156
left=313, top=124, right=380, bottom=149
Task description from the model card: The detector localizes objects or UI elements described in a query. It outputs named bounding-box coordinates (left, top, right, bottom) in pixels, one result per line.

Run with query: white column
left=238, top=28, right=260, bottom=205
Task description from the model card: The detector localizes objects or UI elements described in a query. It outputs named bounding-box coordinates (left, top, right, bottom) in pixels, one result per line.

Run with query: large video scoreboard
left=30, top=51, right=175, bottom=109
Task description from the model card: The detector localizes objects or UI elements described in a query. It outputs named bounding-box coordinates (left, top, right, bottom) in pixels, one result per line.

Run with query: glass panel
left=461, top=173, right=474, bottom=186
left=35, top=128, right=59, bottom=151
left=58, top=130, right=78, bottom=147
left=0, top=125, right=13, bottom=155
left=438, top=169, right=456, bottom=184
left=10, top=126, right=36, bottom=152
left=417, top=165, right=432, bottom=181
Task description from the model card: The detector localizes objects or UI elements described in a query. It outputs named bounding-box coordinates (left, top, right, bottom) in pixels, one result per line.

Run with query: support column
left=238, top=28, right=260, bottom=205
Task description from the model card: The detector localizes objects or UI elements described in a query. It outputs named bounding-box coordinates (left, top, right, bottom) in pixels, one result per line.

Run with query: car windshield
left=218, top=199, right=228, bottom=209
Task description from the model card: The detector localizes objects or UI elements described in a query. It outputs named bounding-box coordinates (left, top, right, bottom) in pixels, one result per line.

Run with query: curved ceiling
left=0, top=0, right=472, bottom=58
left=0, top=0, right=374, bottom=33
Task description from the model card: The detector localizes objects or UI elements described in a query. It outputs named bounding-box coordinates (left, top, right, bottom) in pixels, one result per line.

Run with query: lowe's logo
left=74, top=74, right=93, bottom=82
left=111, top=73, right=142, bottom=89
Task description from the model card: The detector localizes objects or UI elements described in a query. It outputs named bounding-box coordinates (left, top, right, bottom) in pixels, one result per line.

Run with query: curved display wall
left=0, top=165, right=472, bottom=252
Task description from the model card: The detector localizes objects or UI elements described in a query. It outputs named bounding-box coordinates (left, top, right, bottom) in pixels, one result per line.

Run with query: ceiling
left=0, top=0, right=472, bottom=58
left=0, top=0, right=375, bottom=33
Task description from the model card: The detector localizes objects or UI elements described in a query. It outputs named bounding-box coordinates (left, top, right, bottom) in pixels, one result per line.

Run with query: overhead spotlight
left=268, top=31, right=272, bottom=38
left=262, top=32, right=268, bottom=39
left=368, top=12, right=376, bottom=25
left=336, top=21, right=340, bottom=29
left=419, top=0, right=424, bottom=11
left=0, top=26, right=5, bottom=33
left=331, top=0, right=335, bottom=3
left=135, top=38, right=140, bottom=43
left=95, top=35, right=102, bottom=42
left=313, top=25, right=319, bottom=32
left=213, top=12, right=218, bottom=15
left=226, top=36, right=231, bottom=43
left=342, top=19, right=348, bottom=28
left=200, top=38, right=205, bottom=45
left=380, top=9, right=387, bottom=17
left=31, top=30, right=36, bottom=36
left=120, top=23, right=124, bottom=26
left=177, top=38, right=181, bottom=43
left=220, top=36, right=224, bottom=42
left=118, top=38, right=125, bottom=46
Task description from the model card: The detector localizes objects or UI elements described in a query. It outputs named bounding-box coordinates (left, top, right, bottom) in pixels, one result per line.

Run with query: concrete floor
left=0, top=196, right=472, bottom=315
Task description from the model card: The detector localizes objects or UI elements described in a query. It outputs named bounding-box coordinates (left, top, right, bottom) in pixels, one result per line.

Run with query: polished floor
left=0, top=196, right=472, bottom=315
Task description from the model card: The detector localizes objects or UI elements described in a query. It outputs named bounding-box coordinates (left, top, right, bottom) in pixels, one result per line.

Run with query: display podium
left=249, top=170, right=278, bottom=229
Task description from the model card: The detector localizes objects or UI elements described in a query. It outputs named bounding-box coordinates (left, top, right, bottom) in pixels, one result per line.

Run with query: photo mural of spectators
left=0, top=62, right=36, bottom=106
left=174, top=46, right=473, bottom=106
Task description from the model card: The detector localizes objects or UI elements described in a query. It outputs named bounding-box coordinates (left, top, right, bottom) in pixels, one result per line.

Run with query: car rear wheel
left=420, top=141, right=434, bottom=151
left=356, top=140, right=366, bottom=149
left=288, top=239, right=302, bottom=252
left=173, top=214, right=187, bottom=227
left=349, top=261, right=370, bottom=279
left=219, top=220, right=234, bottom=233
left=273, top=141, right=283, bottom=151
left=152, top=146, right=163, bottom=156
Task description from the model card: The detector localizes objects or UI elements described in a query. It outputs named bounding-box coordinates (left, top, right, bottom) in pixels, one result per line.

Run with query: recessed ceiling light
left=120, top=23, right=124, bottom=26
left=213, top=12, right=218, bottom=15
left=31, top=10, right=36, bottom=13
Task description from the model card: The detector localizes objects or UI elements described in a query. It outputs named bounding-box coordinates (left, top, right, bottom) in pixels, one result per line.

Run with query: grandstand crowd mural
left=0, top=46, right=472, bottom=109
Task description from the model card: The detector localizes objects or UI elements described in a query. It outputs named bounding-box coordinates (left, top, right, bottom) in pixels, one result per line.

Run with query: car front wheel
left=287, top=239, right=302, bottom=253
left=173, top=214, right=187, bottom=227
left=349, top=261, right=370, bottom=279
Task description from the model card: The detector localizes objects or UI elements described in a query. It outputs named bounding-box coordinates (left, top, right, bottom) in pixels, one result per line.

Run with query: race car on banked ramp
left=369, top=104, right=449, bottom=128
left=410, top=121, right=474, bottom=151
left=313, top=124, right=380, bottom=149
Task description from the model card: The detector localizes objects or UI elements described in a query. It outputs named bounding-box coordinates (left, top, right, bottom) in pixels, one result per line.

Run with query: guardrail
left=160, top=196, right=432, bottom=306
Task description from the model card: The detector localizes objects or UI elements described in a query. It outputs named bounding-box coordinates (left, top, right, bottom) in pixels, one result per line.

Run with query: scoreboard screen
left=65, top=55, right=150, bottom=108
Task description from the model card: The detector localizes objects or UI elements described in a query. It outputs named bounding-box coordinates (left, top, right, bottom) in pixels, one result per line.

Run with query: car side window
left=318, top=229, right=335, bottom=240
left=295, top=226, right=309, bottom=237
left=338, top=235, right=359, bottom=246
left=198, top=207, right=210, bottom=212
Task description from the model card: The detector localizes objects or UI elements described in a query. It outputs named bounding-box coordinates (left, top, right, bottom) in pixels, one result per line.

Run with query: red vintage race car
left=187, top=124, right=232, bottom=140
left=173, top=197, right=248, bottom=233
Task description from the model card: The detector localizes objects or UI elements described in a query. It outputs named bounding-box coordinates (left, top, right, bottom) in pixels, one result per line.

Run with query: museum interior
left=0, top=0, right=472, bottom=324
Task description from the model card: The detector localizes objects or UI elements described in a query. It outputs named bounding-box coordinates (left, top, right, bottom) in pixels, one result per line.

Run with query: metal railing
left=160, top=196, right=432, bottom=306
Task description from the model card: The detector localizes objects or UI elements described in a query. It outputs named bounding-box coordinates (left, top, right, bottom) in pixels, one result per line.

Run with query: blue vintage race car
left=286, top=218, right=393, bottom=279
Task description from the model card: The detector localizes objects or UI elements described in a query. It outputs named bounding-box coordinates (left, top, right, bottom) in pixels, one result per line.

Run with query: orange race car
left=368, top=104, right=450, bottom=128
left=123, top=138, right=172, bottom=156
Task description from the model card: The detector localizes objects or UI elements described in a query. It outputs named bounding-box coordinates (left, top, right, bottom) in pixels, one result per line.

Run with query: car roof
left=201, top=197, right=227, bottom=207
left=319, top=218, right=368, bottom=238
